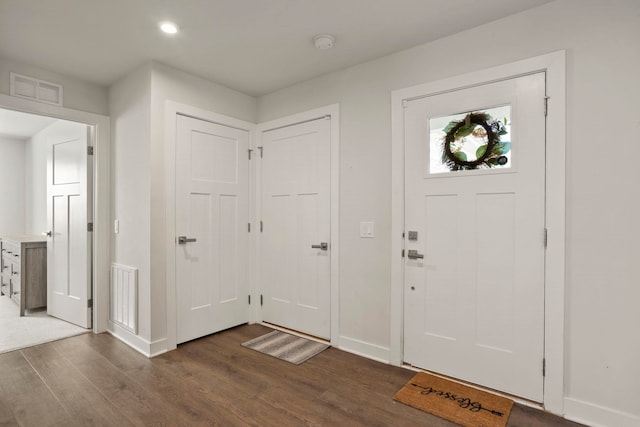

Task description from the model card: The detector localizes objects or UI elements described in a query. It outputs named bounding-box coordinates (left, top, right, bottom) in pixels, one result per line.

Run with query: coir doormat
left=393, top=372, right=514, bottom=427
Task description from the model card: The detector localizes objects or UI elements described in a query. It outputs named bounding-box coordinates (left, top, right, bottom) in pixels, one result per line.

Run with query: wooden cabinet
left=0, top=236, right=47, bottom=316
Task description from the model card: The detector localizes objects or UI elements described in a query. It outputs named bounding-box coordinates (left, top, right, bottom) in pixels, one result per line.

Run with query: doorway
left=0, top=106, right=101, bottom=352
left=390, top=51, right=567, bottom=412
left=0, top=93, right=110, bottom=339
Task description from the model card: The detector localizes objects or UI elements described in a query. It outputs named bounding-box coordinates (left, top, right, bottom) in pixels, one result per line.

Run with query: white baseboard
left=107, top=321, right=167, bottom=358
left=564, top=397, right=640, bottom=427
left=338, top=335, right=390, bottom=363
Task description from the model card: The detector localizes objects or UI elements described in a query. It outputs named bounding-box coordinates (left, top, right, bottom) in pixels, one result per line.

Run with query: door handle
left=42, top=231, right=52, bottom=237
left=407, top=249, right=424, bottom=260
left=178, top=236, right=197, bottom=244
left=311, top=242, right=328, bottom=251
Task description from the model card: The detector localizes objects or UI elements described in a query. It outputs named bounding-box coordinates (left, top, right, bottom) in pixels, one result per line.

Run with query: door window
left=429, top=105, right=511, bottom=174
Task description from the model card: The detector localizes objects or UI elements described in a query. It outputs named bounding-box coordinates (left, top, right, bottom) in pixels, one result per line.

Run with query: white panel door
left=176, top=115, right=249, bottom=344
left=47, top=122, right=92, bottom=328
left=403, top=73, right=546, bottom=401
left=260, top=118, right=331, bottom=339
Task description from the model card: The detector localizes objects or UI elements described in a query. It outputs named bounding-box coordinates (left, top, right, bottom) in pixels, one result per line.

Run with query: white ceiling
left=0, top=0, right=552, bottom=96
left=0, top=108, right=56, bottom=140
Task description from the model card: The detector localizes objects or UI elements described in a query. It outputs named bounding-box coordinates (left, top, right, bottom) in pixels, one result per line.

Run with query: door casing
left=391, top=51, right=566, bottom=414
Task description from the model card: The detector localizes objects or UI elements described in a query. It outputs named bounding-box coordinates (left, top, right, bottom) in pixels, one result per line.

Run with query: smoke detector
left=314, top=34, right=335, bottom=50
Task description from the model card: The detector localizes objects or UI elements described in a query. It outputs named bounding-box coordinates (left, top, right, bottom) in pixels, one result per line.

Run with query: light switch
left=360, top=221, right=374, bottom=238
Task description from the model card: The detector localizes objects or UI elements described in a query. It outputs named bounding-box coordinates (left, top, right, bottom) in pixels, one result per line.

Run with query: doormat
left=241, top=330, right=329, bottom=365
left=393, top=372, right=514, bottom=427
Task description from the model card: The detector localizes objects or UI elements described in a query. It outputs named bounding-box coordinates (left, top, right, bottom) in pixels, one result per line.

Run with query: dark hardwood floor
left=0, top=324, right=584, bottom=426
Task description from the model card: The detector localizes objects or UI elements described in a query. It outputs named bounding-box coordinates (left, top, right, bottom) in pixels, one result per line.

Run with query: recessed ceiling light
left=159, top=21, right=179, bottom=35
left=314, top=34, right=335, bottom=50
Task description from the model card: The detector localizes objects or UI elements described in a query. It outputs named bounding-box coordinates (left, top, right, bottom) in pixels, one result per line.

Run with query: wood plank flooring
left=0, top=324, right=584, bottom=426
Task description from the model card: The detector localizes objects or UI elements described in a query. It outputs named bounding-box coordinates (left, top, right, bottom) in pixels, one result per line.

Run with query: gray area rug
left=0, top=294, right=88, bottom=354
left=242, top=330, right=329, bottom=365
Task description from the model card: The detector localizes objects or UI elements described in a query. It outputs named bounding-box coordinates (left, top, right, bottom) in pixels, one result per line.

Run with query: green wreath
left=441, top=112, right=511, bottom=171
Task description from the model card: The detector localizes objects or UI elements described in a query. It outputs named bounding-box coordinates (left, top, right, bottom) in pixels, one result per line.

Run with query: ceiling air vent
left=10, top=72, right=63, bottom=106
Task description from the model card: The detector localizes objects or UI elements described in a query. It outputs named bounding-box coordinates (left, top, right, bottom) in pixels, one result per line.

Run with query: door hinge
left=248, top=295, right=251, bottom=305
left=543, top=358, right=546, bottom=376
left=260, top=221, right=263, bottom=232
left=401, top=249, right=405, bottom=258
left=260, top=294, right=263, bottom=306
left=248, top=148, right=253, bottom=160
left=544, top=96, right=550, bottom=117
left=87, top=298, right=93, bottom=308
left=87, top=146, right=94, bottom=156
left=248, top=222, right=251, bottom=232
left=544, top=228, right=548, bottom=248
left=258, top=146, right=263, bottom=158
left=87, top=222, right=94, bottom=232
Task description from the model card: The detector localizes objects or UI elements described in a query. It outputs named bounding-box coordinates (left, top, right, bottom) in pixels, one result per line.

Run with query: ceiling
left=0, top=108, right=57, bottom=140
left=0, top=0, right=552, bottom=96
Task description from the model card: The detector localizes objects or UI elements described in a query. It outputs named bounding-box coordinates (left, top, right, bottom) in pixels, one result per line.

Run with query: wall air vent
left=110, top=263, right=139, bottom=334
left=10, top=72, right=63, bottom=106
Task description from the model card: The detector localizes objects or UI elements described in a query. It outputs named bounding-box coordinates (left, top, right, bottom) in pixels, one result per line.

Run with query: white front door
left=46, top=121, right=92, bottom=328
left=260, top=118, right=331, bottom=339
left=176, top=115, right=250, bottom=344
left=403, top=73, right=546, bottom=401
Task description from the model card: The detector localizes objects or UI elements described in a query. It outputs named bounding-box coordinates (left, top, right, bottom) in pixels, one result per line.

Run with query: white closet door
left=260, top=118, right=331, bottom=339
left=176, top=115, right=250, bottom=344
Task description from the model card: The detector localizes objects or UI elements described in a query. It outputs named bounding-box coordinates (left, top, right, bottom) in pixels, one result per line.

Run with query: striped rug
left=241, top=330, right=329, bottom=365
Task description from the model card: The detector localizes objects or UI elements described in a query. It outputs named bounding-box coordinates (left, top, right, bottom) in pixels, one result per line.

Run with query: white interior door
left=260, top=118, right=331, bottom=339
left=403, top=73, right=546, bottom=401
left=46, top=121, right=92, bottom=328
left=176, top=115, right=249, bottom=344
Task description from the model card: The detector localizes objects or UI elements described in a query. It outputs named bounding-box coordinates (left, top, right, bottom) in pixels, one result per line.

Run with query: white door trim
left=0, top=93, right=110, bottom=334
left=164, top=101, right=256, bottom=351
left=390, top=51, right=566, bottom=414
left=255, top=104, right=340, bottom=345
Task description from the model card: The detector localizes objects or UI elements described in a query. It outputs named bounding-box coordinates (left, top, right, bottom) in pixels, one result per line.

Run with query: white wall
left=108, top=61, right=257, bottom=352
left=0, top=136, right=25, bottom=235
left=0, top=55, right=108, bottom=116
left=24, top=127, right=48, bottom=234
left=103, top=0, right=638, bottom=423
left=148, top=62, right=257, bottom=344
left=108, top=63, right=152, bottom=344
left=258, top=0, right=640, bottom=424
